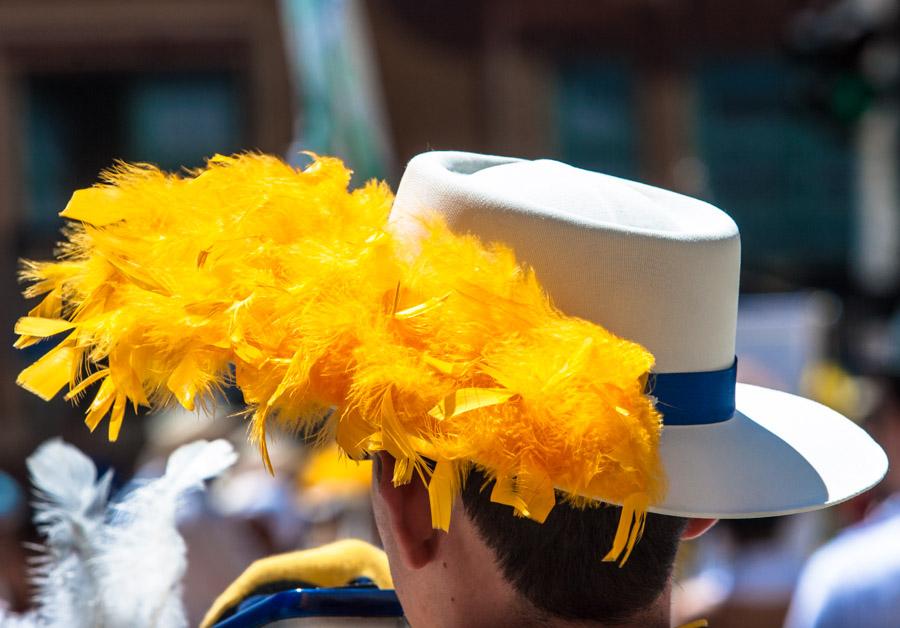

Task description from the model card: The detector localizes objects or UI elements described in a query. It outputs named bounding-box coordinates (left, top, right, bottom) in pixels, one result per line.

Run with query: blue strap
left=649, top=358, right=737, bottom=425
left=214, top=584, right=404, bottom=627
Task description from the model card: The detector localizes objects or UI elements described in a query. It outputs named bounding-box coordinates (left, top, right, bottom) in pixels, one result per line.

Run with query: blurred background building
left=0, top=0, right=897, bottom=626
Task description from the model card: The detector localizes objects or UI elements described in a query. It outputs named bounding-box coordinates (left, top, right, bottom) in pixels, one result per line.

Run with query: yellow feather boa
left=15, top=153, right=663, bottom=564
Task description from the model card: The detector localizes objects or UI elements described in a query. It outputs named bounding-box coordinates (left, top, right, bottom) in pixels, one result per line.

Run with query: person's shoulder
left=808, top=504, right=900, bottom=589
left=786, top=500, right=900, bottom=628
left=829, top=499, right=900, bottom=563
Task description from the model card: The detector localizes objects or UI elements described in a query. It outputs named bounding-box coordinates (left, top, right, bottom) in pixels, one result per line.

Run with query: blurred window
left=696, top=56, right=852, bottom=278
left=555, top=60, right=637, bottom=180
left=24, top=72, right=244, bottom=238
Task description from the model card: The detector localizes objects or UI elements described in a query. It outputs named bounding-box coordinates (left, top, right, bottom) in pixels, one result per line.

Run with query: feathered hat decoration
left=15, top=153, right=664, bottom=564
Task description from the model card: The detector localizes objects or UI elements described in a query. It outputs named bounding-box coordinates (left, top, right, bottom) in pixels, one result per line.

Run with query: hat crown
left=467, top=158, right=735, bottom=238
left=391, top=151, right=741, bottom=373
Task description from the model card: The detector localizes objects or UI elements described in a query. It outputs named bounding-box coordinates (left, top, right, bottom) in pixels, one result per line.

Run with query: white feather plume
left=25, top=438, right=111, bottom=628
left=0, top=609, right=39, bottom=628
left=2, top=438, right=237, bottom=628
left=95, top=439, right=237, bottom=628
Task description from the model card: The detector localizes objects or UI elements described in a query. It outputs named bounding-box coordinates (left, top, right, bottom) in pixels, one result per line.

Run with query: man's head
left=13, top=150, right=886, bottom=625
left=372, top=453, right=715, bottom=627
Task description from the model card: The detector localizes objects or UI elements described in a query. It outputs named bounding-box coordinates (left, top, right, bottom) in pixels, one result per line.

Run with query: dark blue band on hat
left=649, top=358, right=737, bottom=425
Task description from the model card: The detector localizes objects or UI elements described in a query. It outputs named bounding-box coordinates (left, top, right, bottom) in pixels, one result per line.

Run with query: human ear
left=681, top=518, right=718, bottom=540
left=373, top=453, right=442, bottom=569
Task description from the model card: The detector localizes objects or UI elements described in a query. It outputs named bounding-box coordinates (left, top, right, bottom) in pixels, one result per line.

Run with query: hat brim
left=652, top=383, right=888, bottom=518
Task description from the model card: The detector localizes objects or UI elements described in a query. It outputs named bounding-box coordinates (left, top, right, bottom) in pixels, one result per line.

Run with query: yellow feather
left=490, top=475, right=527, bottom=515
left=167, top=353, right=201, bottom=411
left=422, top=354, right=468, bottom=378
left=63, top=368, right=110, bottom=402
left=508, top=469, right=556, bottom=524
left=108, top=392, right=127, bottom=441
left=335, top=409, right=378, bottom=460
left=60, top=187, right=124, bottom=226
left=14, top=317, right=75, bottom=338
left=16, top=343, right=75, bottom=401
left=27, top=287, right=62, bottom=319
left=85, top=377, right=116, bottom=432
left=428, top=387, right=516, bottom=421
left=16, top=153, right=666, bottom=563
left=427, top=460, right=458, bottom=531
left=393, top=292, right=451, bottom=320
left=602, top=493, right=650, bottom=566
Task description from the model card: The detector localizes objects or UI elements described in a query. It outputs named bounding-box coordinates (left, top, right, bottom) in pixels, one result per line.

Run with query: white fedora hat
left=390, top=150, right=888, bottom=519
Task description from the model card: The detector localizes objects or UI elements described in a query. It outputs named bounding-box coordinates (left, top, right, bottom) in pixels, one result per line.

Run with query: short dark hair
left=461, top=468, right=687, bottom=624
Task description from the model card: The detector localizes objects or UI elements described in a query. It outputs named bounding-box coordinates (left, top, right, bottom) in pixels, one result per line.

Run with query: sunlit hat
left=13, top=150, right=887, bottom=565
left=392, top=151, right=888, bottom=519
